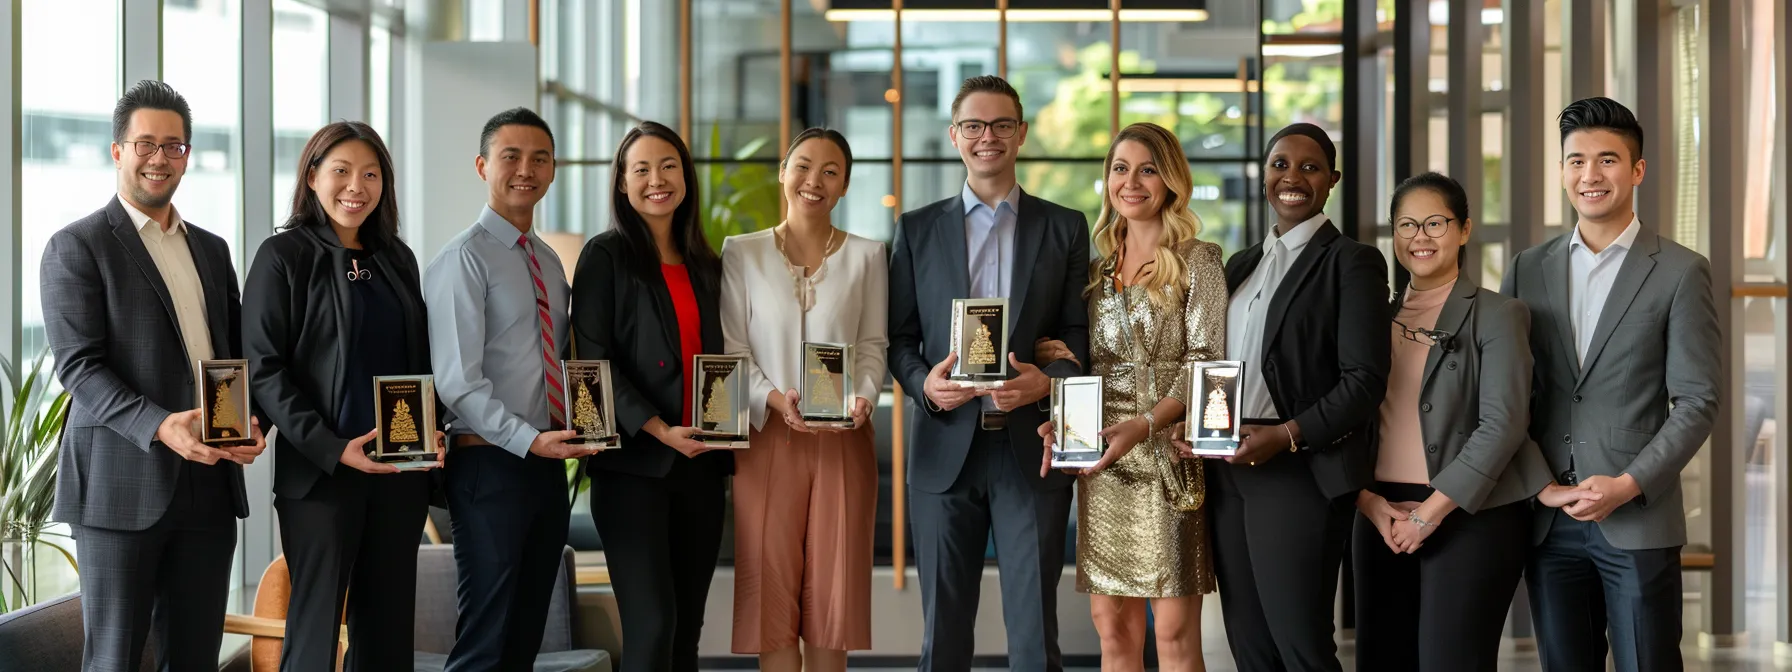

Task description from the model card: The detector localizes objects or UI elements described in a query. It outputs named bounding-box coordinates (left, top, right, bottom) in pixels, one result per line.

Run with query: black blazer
left=242, top=225, right=433, bottom=500
left=1223, top=220, right=1390, bottom=499
left=571, top=230, right=731, bottom=480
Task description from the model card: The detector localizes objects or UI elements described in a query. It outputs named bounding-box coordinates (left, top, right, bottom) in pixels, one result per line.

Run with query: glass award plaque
left=799, top=342, right=854, bottom=429
left=561, top=360, right=619, bottom=449
left=196, top=359, right=253, bottom=447
left=372, top=375, right=439, bottom=470
left=949, top=297, right=1009, bottom=388
left=692, top=355, right=750, bottom=449
left=1184, top=361, right=1244, bottom=457
left=1050, top=376, right=1106, bottom=468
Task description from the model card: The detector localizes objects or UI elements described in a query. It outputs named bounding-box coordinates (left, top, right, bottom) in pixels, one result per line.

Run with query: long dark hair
left=609, top=121, right=720, bottom=288
left=281, top=121, right=399, bottom=251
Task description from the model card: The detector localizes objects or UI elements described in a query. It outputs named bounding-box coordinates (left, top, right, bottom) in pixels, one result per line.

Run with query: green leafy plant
left=0, top=349, right=75, bottom=613
left=696, top=123, right=782, bottom=250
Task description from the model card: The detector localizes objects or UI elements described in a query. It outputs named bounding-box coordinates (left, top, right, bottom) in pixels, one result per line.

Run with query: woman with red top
left=571, top=121, right=729, bottom=672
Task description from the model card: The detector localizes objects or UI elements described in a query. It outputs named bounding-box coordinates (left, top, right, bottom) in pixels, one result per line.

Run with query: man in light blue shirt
left=424, top=107, right=588, bottom=671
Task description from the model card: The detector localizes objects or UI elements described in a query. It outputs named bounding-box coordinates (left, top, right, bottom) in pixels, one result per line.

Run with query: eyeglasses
left=121, top=141, right=192, bottom=160
left=1394, top=318, right=1454, bottom=349
left=1393, top=216, right=1455, bottom=239
left=954, top=118, right=1021, bottom=139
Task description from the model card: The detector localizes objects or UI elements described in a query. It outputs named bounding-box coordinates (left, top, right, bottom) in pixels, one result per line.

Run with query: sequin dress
left=1076, top=240, right=1228, bottom=597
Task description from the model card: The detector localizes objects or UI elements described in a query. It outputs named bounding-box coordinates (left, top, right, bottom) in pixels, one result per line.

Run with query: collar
left=961, top=182, right=1021, bottom=216
left=1266, top=213, right=1327, bottom=251
left=1569, top=215, right=1642, bottom=255
left=478, top=205, right=531, bottom=249
left=120, top=197, right=186, bottom=236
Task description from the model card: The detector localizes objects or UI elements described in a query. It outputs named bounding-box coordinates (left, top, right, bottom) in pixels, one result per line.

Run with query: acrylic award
left=1050, top=376, right=1106, bottom=468
left=196, top=359, right=253, bottom=447
left=799, top=342, right=855, bottom=429
left=948, top=297, right=1009, bottom=388
left=561, top=360, right=620, bottom=450
left=1184, top=361, right=1245, bottom=457
left=692, top=355, right=750, bottom=449
left=372, top=375, right=439, bottom=469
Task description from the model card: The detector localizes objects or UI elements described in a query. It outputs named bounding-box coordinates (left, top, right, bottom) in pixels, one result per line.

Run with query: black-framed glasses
left=121, top=141, right=192, bottom=160
left=1392, top=216, right=1456, bottom=239
left=1394, top=318, right=1454, bottom=349
left=954, top=118, right=1021, bottom=139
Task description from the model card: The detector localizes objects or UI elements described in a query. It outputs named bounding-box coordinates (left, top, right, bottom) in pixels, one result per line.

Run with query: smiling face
left=307, top=139, right=383, bottom=232
left=949, top=92, right=1027, bottom=181
left=1561, top=128, right=1644, bottom=227
left=622, top=135, right=686, bottom=223
left=1392, top=187, right=1469, bottom=284
left=1106, top=139, right=1168, bottom=224
left=113, top=109, right=188, bottom=211
left=780, top=136, right=849, bottom=219
left=475, top=123, right=555, bottom=218
left=1262, top=134, right=1339, bottom=226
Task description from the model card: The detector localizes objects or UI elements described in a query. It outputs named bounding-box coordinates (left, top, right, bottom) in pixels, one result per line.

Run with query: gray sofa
left=411, top=544, right=611, bottom=672
left=0, top=593, right=155, bottom=672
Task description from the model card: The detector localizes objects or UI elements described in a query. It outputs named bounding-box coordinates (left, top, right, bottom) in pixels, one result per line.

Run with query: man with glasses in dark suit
left=40, top=79, right=267, bottom=672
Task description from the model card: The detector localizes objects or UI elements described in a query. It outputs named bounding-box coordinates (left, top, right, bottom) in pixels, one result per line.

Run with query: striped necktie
left=519, top=234, right=567, bottom=430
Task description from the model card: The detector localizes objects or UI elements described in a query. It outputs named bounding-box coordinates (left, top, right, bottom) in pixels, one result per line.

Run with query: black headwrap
left=1265, top=123, right=1338, bottom=172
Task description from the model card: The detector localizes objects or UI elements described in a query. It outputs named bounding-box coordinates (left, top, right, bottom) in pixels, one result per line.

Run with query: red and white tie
left=520, top=234, right=567, bottom=430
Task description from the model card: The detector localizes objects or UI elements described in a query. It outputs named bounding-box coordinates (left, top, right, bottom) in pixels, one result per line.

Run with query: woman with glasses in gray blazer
left=1350, top=171, right=1556, bottom=671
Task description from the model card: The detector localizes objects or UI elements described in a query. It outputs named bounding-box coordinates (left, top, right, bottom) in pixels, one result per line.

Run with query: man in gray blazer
left=1503, top=97, right=1720, bottom=672
left=887, top=75, right=1090, bottom=672
left=41, top=80, right=266, bottom=672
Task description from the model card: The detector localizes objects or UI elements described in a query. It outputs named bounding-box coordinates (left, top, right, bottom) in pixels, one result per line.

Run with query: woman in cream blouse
left=719, top=127, right=887, bottom=672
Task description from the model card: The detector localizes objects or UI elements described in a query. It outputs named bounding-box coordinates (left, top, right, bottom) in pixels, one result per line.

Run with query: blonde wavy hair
left=1085, top=122, right=1204, bottom=308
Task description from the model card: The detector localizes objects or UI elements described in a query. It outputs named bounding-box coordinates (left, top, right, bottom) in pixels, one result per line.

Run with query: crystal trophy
left=692, top=355, right=750, bottom=449
left=1050, top=376, right=1106, bottom=468
left=1183, top=361, right=1245, bottom=457
left=372, top=375, right=440, bottom=469
left=196, top=359, right=253, bottom=447
left=562, top=360, right=619, bottom=450
left=799, top=342, right=855, bottom=429
left=949, top=297, right=1009, bottom=388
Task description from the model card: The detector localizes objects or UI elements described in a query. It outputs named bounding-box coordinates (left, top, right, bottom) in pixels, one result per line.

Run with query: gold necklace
left=774, top=224, right=838, bottom=313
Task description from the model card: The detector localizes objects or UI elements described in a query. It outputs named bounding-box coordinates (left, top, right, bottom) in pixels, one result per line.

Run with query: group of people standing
left=41, top=73, right=1716, bottom=672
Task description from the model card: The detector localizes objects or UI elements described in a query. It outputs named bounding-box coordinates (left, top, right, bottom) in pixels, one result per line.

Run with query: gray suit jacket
left=1502, top=227, right=1720, bottom=550
left=42, top=197, right=250, bottom=531
left=1374, top=282, right=1552, bottom=513
left=887, top=190, right=1091, bottom=494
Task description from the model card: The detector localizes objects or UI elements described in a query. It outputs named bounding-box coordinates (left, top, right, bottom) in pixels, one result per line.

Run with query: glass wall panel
left=164, top=0, right=243, bottom=262
left=1010, top=19, right=1112, bottom=160
left=370, top=23, right=392, bottom=140
left=693, top=0, right=782, bottom=160
left=898, top=4, right=996, bottom=160
left=792, top=2, right=893, bottom=159
left=271, top=0, right=328, bottom=227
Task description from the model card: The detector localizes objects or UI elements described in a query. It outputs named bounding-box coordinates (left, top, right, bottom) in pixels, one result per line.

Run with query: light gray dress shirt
left=964, top=182, right=1019, bottom=410
left=1226, top=213, right=1327, bottom=419
left=122, top=199, right=213, bottom=364
left=424, top=205, right=571, bottom=458
left=1569, top=216, right=1642, bottom=364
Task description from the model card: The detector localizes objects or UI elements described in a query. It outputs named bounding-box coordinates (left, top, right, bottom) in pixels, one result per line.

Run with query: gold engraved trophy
left=948, top=297, right=1009, bottom=388
left=561, top=360, right=619, bottom=450
left=692, top=355, right=750, bottom=449
left=196, top=359, right=253, bottom=446
left=799, top=342, right=855, bottom=429
left=1183, top=361, right=1245, bottom=456
left=1050, top=376, right=1106, bottom=468
left=372, top=375, right=439, bottom=469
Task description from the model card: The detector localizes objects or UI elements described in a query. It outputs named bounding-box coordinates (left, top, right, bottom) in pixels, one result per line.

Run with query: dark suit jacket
left=571, top=230, right=731, bottom=480
left=887, top=190, right=1091, bottom=495
left=1502, top=227, right=1719, bottom=549
left=1369, top=281, right=1552, bottom=512
left=43, top=197, right=250, bottom=530
left=1223, top=220, right=1389, bottom=499
left=242, top=225, right=434, bottom=500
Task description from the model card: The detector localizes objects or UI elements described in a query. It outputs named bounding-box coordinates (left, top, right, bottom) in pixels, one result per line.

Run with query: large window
left=164, top=0, right=244, bottom=263
left=271, top=0, right=328, bottom=227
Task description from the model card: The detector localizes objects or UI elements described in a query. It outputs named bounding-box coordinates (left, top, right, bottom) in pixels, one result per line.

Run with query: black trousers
left=1529, top=509, right=1684, bottom=672
left=589, top=465, right=726, bottom=672
left=274, top=468, right=430, bottom=672
left=73, top=462, right=236, bottom=672
left=1208, top=457, right=1352, bottom=672
left=442, top=446, right=572, bottom=672
left=1351, top=482, right=1531, bottom=672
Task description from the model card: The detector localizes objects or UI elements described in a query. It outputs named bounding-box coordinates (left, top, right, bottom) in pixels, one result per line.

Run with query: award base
left=950, top=377, right=1006, bottom=389
left=697, top=437, right=750, bottom=449
left=569, top=436, right=620, bottom=450
left=1187, top=441, right=1238, bottom=457
left=802, top=417, right=855, bottom=430
left=383, top=458, right=440, bottom=471
left=1050, top=451, right=1103, bottom=469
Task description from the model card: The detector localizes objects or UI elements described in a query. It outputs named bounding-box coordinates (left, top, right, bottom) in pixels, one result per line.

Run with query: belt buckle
left=980, top=411, right=1008, bottom=432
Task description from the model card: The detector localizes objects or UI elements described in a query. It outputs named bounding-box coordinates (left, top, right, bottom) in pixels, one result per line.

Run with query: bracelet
left=1138, top=413, right=1156, bottom=438
left=1407, top=511, right=1434, bottom=529
left=1281, top=423, right=1297, bottom=452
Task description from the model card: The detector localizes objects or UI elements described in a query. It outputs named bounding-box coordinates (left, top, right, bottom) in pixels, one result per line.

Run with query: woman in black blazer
left=243, top=121, right=443, bottom=671
left=1175, top=123, right=1390, bottom=672
left=571, top=121, right=730, bottom=672
left=1350, top=172, right=1553, bottom=671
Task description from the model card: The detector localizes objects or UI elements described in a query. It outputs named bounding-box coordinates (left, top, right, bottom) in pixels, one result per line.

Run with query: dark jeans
left=1528, top=508, right=1684, bottom=672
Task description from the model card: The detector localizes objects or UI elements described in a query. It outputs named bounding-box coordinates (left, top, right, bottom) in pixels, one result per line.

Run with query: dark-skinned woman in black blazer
left=242, top=121, right=444, bottom=671
left=571, top=121, right=731, bottom=672
left=1173, top=123, right=1391, bottom=672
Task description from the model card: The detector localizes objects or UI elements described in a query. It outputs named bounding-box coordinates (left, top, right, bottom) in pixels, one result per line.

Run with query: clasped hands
left=1356, top=491, right=1439, bottom=554
left=772, top=388, right=873, bottom=434
left=1537, top=474, right=1638, bottom=523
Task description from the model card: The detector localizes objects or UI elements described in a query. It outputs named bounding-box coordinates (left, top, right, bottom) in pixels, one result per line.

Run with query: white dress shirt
left=121, top=198, right=213, bottom=363
left=1568, top=216, right=1642, bottom=364
left=1226, top=213, right=1328, bottom=419
left=720, top=228, right=890, bottom=430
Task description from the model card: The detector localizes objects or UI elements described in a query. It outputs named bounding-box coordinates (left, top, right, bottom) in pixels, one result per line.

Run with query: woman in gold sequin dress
left=1036, top=122, right=1228, bottom=671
